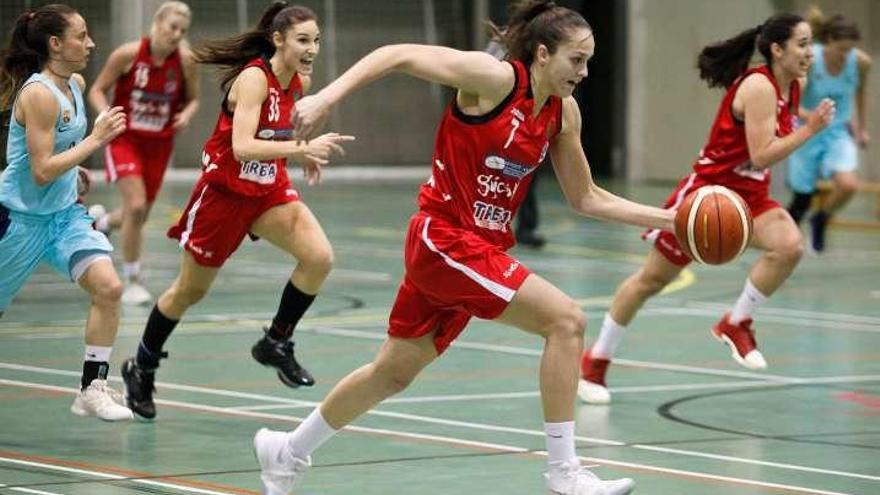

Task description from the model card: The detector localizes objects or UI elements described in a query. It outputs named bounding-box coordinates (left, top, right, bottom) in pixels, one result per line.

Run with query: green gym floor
left=1, top=175, right=878, bottom=495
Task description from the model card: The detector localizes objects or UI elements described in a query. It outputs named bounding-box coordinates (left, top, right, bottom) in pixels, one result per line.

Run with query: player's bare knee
left=547, top=301, right=586, bottom=342
left=93, top=279, right=123, bottom=306
left=775, top=236, right=804, bottom=265
left=376, top=364, right=417, bottom=396
left=837, top=180, right=858, bottom=198
left=305, top=245, right=334, bottom=277
left=125, top=202, right=149, bottom=224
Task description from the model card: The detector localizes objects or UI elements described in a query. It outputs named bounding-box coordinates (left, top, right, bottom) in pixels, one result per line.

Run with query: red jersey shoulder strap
left=449, top=59, right=521, bottom=125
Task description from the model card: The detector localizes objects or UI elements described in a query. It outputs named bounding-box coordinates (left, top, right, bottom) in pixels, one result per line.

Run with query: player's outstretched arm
left=293, top=44, right=514, bottom=138
left=550, top=97, right=673, bottom=232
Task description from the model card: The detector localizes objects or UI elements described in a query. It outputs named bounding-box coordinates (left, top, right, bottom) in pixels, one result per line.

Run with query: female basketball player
left=786, top=7, right=871, bottom=252
left=254, top=2, right=680, bottom=493
left=87, top=1, right=200, bottom=305
left=120, top=1, right=353, bottom=421
left=0, top=4, right=131, bottom=420
left=578, top=14, right=835, bottom=405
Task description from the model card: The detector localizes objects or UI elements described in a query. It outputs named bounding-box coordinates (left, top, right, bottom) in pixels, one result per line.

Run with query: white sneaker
left=578, top=379, right=611, bottom=405
left=122, top=281, right=152, bottom=306
left=70, top=379, right=134, bottom=421
left=87, top=204, right=111, bottom=234
left=254, top=428, right=310, bottom=495
left=545, top=460, right=635, bottom=495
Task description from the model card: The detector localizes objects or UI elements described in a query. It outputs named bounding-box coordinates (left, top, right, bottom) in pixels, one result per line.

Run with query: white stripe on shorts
left=104, top=145, right=117, bottom=183
left=179, top=184, right=210, bottom=248
left=644, top=172, right=698, bottom=242
left=420, top=217, right=516, bottom=302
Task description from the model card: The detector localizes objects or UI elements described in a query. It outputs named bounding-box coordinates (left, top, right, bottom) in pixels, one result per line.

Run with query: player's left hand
left=302, top=160, right=323, bottom=186
left=172, top=110, right=193, bottom=131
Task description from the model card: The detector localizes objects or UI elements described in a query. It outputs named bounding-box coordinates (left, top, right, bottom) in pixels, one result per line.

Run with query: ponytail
left=697, top=13, right=803, bottom=88
left=697, top=26, right=761, bottom=89
left=194, top=1, right=317, bottom=90
left=490, top=0, right=590, bottom=66
left=0, top=4, right=77, bottom=110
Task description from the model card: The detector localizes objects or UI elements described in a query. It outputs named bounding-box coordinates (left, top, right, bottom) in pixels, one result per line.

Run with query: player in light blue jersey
left=0, top=4, right=131, bottom=420
left=787, top=7, right=872, bottom=252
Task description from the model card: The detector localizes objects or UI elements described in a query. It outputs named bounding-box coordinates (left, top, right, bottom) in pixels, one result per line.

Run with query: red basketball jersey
left=418, top=60, right=562, bottom=250
left=200, top=57, right=302, bottom=197
left=692, top=65, right=800, bottom=192
left=111, top=38, right=186, bottom=139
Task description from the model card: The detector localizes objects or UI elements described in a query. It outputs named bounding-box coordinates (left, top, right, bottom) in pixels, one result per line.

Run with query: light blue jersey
left=788, top=44, right=860, bottom=194
left=0, top=73, right=111, bottom=312
left=801, top=43, right=858, bottom=130
left=0, top=73, right=86, bottom=214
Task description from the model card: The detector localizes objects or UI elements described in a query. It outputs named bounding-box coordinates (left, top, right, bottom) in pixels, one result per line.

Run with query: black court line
left=657, top=383, right=880, bottom=451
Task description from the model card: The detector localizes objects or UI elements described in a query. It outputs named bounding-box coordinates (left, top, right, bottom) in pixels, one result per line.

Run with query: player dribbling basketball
left=579, top=13, right=835, bottom=405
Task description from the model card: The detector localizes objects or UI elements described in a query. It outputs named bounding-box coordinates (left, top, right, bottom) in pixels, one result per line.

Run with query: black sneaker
left=517, top=230, right=546, bottom=249
left=121, top=356, right=164, bottom=419
left=252, top=328, right=315, bottom=388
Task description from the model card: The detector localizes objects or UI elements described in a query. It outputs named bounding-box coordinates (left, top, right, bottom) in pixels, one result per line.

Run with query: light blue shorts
left=787, top=127, right=858, bottom=194
left=0, top=203, right=112, bottom=311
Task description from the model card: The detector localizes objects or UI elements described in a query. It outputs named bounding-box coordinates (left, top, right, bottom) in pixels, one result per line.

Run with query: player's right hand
left=299, top=132, right=356, bottom=165
left=805, top=98, right=835, bottom=134
left=92, top=106, right=126, bottom=144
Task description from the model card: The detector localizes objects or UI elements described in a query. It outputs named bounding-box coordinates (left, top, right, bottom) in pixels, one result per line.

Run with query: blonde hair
left=150, top=1, right=192, bottom=39
left=806, top=5, right=860, bottom=43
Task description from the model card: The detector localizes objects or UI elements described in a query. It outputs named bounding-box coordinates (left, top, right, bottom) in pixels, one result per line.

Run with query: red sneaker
left=712, top=313, right=767, bottom=370
left=578, top=349, right=611, bottom=404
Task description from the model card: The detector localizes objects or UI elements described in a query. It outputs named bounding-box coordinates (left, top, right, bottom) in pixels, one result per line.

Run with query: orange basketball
left=673, top=185, right=752, bottom=265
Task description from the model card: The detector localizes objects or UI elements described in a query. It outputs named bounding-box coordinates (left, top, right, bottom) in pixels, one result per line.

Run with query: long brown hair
left=0, top=4, right=78, bottom=110
left=489, top=0, right=591, bottom=66
left=193, top=1, right=317, bottom=91
left=697, top=13, right=803, bottom=89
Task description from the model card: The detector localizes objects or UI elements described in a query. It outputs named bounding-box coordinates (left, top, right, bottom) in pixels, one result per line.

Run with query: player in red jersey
left=87, top=1, right=200, bottom=305
left=119, top=2, right=354, bottom=420
left=254, top=2, right=675, bottom=494
left=577, top=14, right=836, bottom=405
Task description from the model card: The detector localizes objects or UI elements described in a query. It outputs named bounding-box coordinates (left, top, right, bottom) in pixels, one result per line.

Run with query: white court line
left=0, top=458, right=237, bottom=495
left=0, top=379, right=864, bottom=495
left=641, top=307, right=880, bottom=333
left=299, top=326, right=802, bottom=382
left=0, top=484, right=63, bottom=495
left=631, top=445, right=880, bottom=482
left=3, top=371, right=880, bottom=487
left=228, top=403, right=316, bottom=412
left=231, top=375, right=880, bottom=409
left=688, top=302, right=880, bottom=325
left=4, top=363, right=880, bottom=441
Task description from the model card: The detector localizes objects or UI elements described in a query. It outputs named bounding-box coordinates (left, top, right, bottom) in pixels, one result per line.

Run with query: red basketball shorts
left=388, top=212, right=532, bottom=354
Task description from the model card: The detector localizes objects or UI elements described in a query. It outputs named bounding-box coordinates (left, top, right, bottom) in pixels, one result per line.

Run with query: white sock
left=729, top=279, right=767, bottom=325
left=84, top=345, right=112, bottom=362
left=287, top=408, right=338, bottom=460
left=544, top=421, right=577, bottom=465
left=123, top=261, right=141, bottom=281
left=591, top=313, right=626, bottom=359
